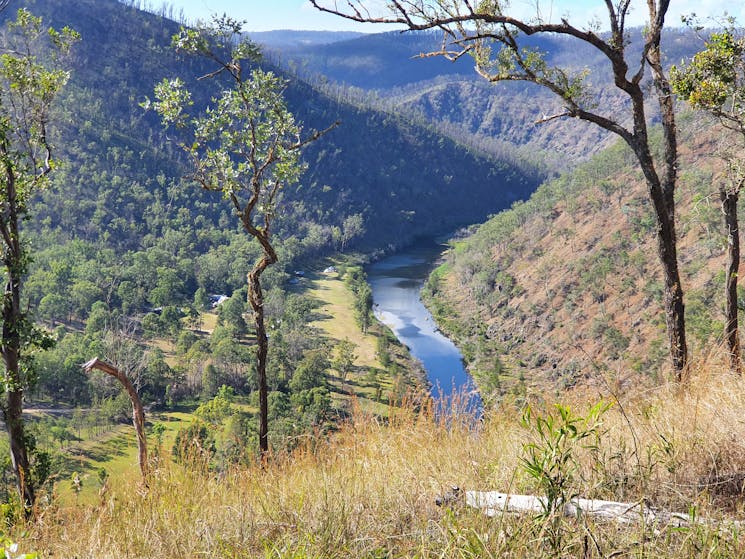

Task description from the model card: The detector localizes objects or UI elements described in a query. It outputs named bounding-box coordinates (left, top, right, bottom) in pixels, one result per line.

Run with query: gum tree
left=312, top=0, right=690, bottom=379
left=0, top=9, right=77, bottom=509
left=148, top=17, right=334, bottom=455
left=671, top=29, right=745, bottom=374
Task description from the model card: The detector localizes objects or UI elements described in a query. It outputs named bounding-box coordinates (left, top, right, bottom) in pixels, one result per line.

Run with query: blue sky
left=167, top=0, right=385, bottom=31
left=168, top=0, right=745, bottom=31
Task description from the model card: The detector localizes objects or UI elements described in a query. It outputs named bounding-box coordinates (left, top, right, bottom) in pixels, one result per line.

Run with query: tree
left=333, top=338, right=358, bottom=383
left=82, top=357, right=148, bottom=483
left=0, top=9, right=78, bottom=509
left=340, top=213, right=365, bottom=252
left=83, top=321, right=150, bottom=483
left=312, top=0, right=690, bottom=379
left=218, top=290, right=248, bottom=336
left=148, top=16, right=335, bottom=455
left=289, top=349, right=329, bottom=393
left=671, top=29, right=745, bottom=374
left=193, top=286, right=210, bottom=311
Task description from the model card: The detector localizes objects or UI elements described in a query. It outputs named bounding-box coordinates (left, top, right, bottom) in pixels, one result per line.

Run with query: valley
left=0, top=0, right=742, bottom=557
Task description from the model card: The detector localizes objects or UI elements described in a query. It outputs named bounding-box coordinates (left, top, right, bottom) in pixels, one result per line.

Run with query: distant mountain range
left=248, top=30, right=365, bottom=48
left=264, top=27, right=707, bottom=167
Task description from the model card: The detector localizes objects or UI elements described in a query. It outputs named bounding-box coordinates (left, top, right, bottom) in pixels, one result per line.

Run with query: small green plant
left=0, top=536, right=37, bottom=559
left=520, top=401, right=609, bottom=554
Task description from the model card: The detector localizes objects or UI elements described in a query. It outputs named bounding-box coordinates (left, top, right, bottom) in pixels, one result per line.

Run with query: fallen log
left=465, top=491, right=740, bottom=529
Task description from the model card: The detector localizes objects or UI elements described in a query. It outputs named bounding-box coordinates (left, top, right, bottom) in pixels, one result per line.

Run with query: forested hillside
left=425, top=113, right=742, bottom=402
left=269, top=28, right=705, bottom=166
left=5, top=0, right=538, bottom=326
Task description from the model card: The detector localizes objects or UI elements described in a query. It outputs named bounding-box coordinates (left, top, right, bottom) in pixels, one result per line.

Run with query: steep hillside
left=0, top=0, right=538, bottom=447
left=425, top=113, right=739, bottom=400
left=15, top=369, right=745, bottom=557
left=265, top=29, right=475, bottom=89
left=271, top=28, right=706, bottom=165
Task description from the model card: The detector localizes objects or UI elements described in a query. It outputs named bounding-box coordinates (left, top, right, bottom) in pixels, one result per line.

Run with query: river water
left=367, top=239, right=480, bottom=408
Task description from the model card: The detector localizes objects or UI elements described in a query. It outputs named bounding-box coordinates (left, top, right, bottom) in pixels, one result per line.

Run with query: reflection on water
left=367, top=239, right=481, bottom=409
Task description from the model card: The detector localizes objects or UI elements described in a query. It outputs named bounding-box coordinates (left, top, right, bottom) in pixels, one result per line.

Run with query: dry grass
left=14, top=353, right=745, bottom=557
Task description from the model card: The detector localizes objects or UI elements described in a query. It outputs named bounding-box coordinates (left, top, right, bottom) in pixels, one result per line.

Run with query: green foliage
left=193, top=287, right=210, bottom=311
left=671, top=31, right=745, bottom=116
left=0, top=534, right=38, bottom=559
left=289, top=350, right=329, bottom=393
left=375, top=335, right=391, bottom=368
left=172, top=420, right=215, bottom=466
left=520, top=402, right=608, bottom=553
left=194, top=385, right=236, bottom=425
left=345, top=268, right=373, bottom=333
left=217, top=291, right=248, bottom=336
left=148, top=18, right=306, bottom=210
left=332, top=339, right=357, bottom=380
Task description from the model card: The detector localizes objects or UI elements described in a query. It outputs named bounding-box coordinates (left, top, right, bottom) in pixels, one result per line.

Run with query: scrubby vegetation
left=5, top=355, right=745, bottom=557
left=426, top=115, right=745, bottom=402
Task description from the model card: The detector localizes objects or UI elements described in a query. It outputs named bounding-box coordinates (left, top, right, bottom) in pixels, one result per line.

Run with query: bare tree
left=311, top=0, right=689, bottom=379
left=83, top=319, right=150, bottom=482
left=82, top=357, right=149, bottom=483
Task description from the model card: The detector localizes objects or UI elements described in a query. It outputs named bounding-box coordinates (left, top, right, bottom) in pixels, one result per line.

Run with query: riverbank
left=306, top=264, right=427, bottom=413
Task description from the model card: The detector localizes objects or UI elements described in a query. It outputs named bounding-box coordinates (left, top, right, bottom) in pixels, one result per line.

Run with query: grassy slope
left=307, top=267, right=425, bottom=413
left=54, top=410, right=193, bottom=505
left=17, top=359, right=745, bottom=558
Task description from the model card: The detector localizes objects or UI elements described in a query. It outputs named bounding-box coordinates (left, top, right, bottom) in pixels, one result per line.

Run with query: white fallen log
left=465, top=491, right=731, bottom=528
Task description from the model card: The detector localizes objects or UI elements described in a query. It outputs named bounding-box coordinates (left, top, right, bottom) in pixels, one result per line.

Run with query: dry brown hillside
left=426, top=113, right=742, bottom=400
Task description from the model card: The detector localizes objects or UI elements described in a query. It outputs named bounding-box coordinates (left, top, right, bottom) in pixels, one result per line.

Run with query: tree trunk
left=3, top=388, right=34, bottom=510
left=626, top=88, right=688, bottom=380
left=248, top=260, right=270, bottom=457
left=659, top=223, right=688, bottom=379
left=628, top=150, right=688, bottom=378
left=647, top=31, right=689, bottom=380
left=721, top=185, right=742, bottom=374
left=244, top=225, right=278, bottom=458
left=82, top=357, right=148, bottom=482
left=1, top=176, right=35, bottom=511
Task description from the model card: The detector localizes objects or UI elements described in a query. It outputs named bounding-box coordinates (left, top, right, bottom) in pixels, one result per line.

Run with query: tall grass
left=14, top=353, right=745, bottom=557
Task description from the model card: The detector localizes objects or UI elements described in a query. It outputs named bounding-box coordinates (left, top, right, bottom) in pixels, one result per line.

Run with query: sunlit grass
left=307, top=270, right=396, bottom=414
left=53, top=410, right=193, bottom=505
left=15, top=352, right=745, bottom=557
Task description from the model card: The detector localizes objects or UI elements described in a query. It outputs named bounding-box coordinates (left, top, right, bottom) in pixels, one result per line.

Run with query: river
left=367, top=239, right=480, bottom=409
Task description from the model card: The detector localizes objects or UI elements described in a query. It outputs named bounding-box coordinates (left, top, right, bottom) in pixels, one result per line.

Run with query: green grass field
left=53, top=410, right=193, bottom=505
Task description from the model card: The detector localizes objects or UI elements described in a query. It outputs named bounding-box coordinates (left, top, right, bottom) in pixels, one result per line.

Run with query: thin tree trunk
left=721, top=185, right=742, bottom=374
left=2, top=307, right=34, bottom=509
left=3, top=388, right=33, bottom=510
left=647, top=191, right=687, bottom=378
left=243, top=220, right=279, bottom=458
left=82, top=357, right=148, bottom=482
left=248, top=254, right=272, bottom=457
left=647, top=28, right=689, bottom=380
left=628, top=146, right=688, bottom=378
